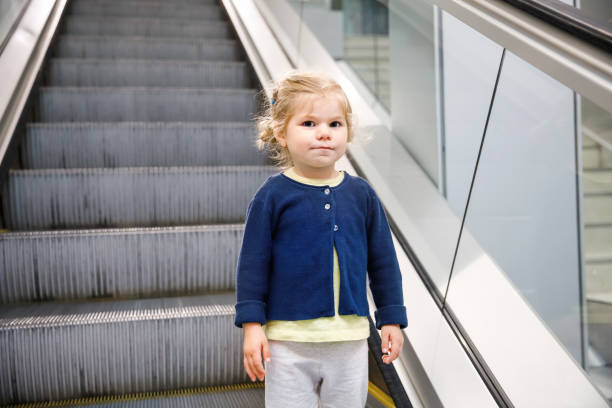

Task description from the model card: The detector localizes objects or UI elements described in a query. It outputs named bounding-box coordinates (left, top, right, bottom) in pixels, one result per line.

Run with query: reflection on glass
left=0, top=0, right=28, bottom=52
left=288, top=0, right=390, bottom=109
left=582, top=97, right=612, bottom=395
left=449, top=48, right=612, bottom=398
left=343, top=0, right=389, bottom=109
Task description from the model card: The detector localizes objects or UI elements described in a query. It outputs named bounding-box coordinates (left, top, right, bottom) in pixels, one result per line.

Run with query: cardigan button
left=324, top=203, right=331, bottom=210
left=324, top=188, right=330, bottom=195
left=334, top=224, right=338, bottom=231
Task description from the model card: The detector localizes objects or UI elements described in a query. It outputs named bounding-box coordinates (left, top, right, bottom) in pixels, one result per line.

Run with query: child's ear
left=274, top=129, right=287, bottom=147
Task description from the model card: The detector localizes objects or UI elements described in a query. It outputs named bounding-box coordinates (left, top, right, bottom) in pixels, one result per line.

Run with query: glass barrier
left=449, top=47, right=612, bottom=397
left=0, top=0, right=28, bottom=53
left=289, top=0, right=390, bottom=109
left=283, top=0, right=612, bottom=400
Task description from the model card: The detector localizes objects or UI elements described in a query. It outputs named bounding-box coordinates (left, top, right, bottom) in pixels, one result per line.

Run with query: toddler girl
left=234, top=71, right=407, bottom=407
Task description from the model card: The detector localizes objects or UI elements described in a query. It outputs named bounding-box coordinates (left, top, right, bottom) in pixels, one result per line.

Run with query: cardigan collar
left=279, top=169, right=350, bottom=190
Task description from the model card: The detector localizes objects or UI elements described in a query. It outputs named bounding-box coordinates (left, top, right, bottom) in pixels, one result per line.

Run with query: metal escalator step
left=63, top=16, right=232, bottom=38
left=24, top=122, right=268, bottom=168
left=69, top=1, right=224, bottom=20
left=28, top=385, right=265, bottom=407
left=47, top=59, right=250, bottom=88
left=55, top=35, right=239, bottom=60
left=3, top=165, right=277, bottom=230
left=71, top=0, right=220, bottom=5
left=39, top=87, right=256, bottom=122
left=0, top=224, right=245, bottom=304
left=0, top=294, right=247, bottom=405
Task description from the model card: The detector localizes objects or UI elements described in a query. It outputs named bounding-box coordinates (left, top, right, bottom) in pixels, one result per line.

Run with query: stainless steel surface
left=24, top=122, right=267, bottom=168
left=0, top=225, right=244, bottom=303
left=47, top=59, right=250, bottom=88
left=0, top=0, right=269, bottom=404
left=0, top=0, right=67, bottom=166
left=55, top=35, right=240, bottom=60
left=38, top=87, right=256, bottom=122
left=0, top=295, right=246, bottom=404
left=3, top=165, right=277, bottom=229
left=428, top=0, right=612, bottom=114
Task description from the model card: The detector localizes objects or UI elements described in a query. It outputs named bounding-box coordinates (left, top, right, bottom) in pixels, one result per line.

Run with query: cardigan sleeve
left=366, top=185, right=408, bottom=330
left=234, top=195, right=273, bottom=328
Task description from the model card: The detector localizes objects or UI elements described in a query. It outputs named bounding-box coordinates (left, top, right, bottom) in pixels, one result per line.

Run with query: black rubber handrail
left=500, top=0, right=611, bottom=53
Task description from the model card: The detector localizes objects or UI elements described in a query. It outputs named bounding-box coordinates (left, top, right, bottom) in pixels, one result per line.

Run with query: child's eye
left=330, top=121, right=343, bottom=127
left=302, top=121, right=315, bottom=127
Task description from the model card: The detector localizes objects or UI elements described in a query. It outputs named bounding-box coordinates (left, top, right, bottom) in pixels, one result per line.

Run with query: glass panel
left=342, top=0, right=389, bottom=109
left=578, top=0, right=612, bottom=23
left=448, top=47, right=612, bottom=398
left=281, top=0, right=508, bottom=294
left=0, top=0, right=28, bottom=53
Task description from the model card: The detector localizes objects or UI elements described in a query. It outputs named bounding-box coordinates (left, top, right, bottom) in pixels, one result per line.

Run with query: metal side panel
left=0, top=0, right=68, bottom=166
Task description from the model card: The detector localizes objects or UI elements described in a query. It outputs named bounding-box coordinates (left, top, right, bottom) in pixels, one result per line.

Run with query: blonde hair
left=255, top=71, right=355, bottom=170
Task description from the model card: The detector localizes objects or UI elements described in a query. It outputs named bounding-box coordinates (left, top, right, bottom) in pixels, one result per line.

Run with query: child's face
left=276, top=93, right=348, bottom=178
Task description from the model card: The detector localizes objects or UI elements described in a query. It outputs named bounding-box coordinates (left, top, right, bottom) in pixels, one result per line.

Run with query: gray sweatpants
left=264, top=338, right=369, bottom=408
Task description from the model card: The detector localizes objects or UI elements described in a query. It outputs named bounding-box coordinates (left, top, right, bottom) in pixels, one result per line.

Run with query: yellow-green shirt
left=262, top=167, right=370, bottom=342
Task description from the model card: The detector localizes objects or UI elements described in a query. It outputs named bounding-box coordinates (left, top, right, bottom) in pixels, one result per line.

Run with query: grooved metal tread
left=24, top=121, right=267, bottom=168
left=0, top=224, right=245, bottom=304
left=3, top=165, right=278, bottom=230
left=8, top=164, right=275, bottom=176
left=57, top=34, right=237, bottom=45
left=55, top=35, right=239, bottom=61
left=0, top=292, right=236, bottom=324
left=0, top=293, right=247, bottom=405
left=73, top=0, right=220, bottom=4
left=20, top=385, right=266, bottom=408
left=47, top=58, right=250, bottom=88
left=38, top=87, right=256, bottom=122
left=63, top=15, right=233, bottom=38
left=69, top=2, right=224, bottom=20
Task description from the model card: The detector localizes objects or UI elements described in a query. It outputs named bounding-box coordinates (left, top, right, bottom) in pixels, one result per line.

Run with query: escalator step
left=0, top=294, right=247, bottom=405
left=2, top=165, right=278, bottom=230
left=55, top=35, right=239, bottom=60
left=63, top=16, right=232, bottom=38
left=24, top=122, right=267, bottom=168
left=69, top=1, right=225, bottom=20
left=47, top=59, right=250, bottom=88
left=0, top=224, right=244, bottom=304
left=39, top=87, right=256, bottom=122
left=24, top=385, right=265, bottom=407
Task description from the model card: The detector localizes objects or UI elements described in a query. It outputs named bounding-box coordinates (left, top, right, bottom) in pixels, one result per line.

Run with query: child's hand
left=243, top=322, right=270, bottom=382
left=381, top=324, right=404, bottom=365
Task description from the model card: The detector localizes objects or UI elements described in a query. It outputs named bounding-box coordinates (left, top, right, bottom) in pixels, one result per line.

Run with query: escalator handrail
left=500, top=0, right=612, bottom=53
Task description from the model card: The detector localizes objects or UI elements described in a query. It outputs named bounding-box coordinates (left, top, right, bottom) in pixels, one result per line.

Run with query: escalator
left=0, top=0, right=409, bottom=406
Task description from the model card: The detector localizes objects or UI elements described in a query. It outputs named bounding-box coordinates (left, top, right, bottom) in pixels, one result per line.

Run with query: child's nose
left=316, top=126, right=331, bottom=139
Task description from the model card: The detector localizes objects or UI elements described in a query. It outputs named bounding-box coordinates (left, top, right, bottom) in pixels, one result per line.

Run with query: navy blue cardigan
left=234, top=170, right=408, bottom=330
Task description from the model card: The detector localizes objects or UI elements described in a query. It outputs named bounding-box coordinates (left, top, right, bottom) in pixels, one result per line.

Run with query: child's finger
left=244, top=356, right=256, bottom=381
left=250, top=348, right=265, bottom=380
left=262, top=340, right=271, bottom=364
left=246, top=351, right=261, bottom=381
